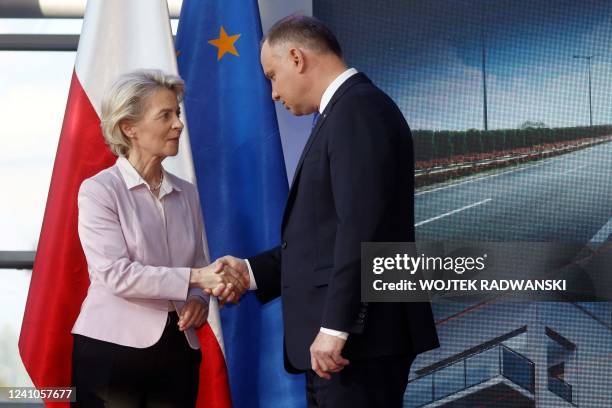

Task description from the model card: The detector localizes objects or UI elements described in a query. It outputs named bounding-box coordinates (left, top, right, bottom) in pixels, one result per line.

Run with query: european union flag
left=176, top=1, right=306, bottom=407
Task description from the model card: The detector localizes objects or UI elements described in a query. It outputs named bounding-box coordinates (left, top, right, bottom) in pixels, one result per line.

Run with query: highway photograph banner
left=315, top=0, right=612, bottom=406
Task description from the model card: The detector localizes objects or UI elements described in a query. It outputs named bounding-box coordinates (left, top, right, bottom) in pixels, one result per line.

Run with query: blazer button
left=281, top=241, right=288, bottom=249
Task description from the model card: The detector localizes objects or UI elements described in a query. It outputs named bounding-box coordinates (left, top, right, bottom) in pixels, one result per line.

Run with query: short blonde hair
left=100, top=69, right=185, bottom=157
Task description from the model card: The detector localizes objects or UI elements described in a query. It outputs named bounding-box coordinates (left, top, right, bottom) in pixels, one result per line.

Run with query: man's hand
left=211, top=256, right=250, bottom=304
left=190, top=260, right=248, bottom=301
left=310, top=331, right=350, bottom=380
left=178, top=297, right=209, bottom=331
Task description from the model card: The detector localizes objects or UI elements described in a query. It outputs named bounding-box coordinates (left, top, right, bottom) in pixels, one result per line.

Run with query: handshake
left=189, top=256, right=250, bottom=304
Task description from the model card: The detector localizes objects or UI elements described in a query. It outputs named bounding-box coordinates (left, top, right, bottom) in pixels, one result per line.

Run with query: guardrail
left=415, top=136, right=612, bottom=188
left=405, top=344, right=535, bottom=407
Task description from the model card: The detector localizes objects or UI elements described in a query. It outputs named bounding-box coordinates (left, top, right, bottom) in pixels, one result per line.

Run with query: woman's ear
left=119, top=120, right=135, bottom=139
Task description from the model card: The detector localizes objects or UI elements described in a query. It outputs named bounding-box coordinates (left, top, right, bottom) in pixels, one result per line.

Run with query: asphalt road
left=415, top=141, right=612, bottom=243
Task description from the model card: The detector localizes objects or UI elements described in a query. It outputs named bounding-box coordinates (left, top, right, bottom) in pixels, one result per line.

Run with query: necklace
left=150, top=171, right=163, bottom=191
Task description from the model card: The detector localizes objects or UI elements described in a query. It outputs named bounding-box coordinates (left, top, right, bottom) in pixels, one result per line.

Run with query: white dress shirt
left=319, top=67, right=358, bottom=113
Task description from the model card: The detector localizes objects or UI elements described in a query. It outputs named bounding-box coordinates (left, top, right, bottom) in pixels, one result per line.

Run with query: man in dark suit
left=218, top=15, right=439, bottom=407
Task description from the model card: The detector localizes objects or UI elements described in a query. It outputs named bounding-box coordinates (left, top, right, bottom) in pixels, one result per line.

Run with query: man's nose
left=271, top=90, right=280, bottom=101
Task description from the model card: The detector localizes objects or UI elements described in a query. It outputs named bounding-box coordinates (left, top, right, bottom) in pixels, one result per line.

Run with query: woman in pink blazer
left=71, top=70, right=244, bottom=407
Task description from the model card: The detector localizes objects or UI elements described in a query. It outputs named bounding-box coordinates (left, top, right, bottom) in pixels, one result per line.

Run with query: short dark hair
left=263, top=15, right=342, bottom=58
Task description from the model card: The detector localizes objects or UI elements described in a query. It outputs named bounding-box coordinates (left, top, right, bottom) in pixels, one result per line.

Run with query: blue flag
left=176, top=1, right=306, bottom=407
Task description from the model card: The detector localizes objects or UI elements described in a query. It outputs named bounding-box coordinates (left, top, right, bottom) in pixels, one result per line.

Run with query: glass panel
left=549, top=376, right=573, bottom=403
left=0, top=270, right=35, bottom=388
left=0, top=51, right=73, bottom=251
left=502, top=347, right=535, bottom=393
left=502, top=331, right=528, bottom=355
left=433, top=360, right=465, bottom=399
left=466, top=346, right=500, bottom=387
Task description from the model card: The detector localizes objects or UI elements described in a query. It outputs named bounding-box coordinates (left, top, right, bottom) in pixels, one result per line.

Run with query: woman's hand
left=178, top=297, right=209, bottom=331
left=189, top=261, right=248, bottom=298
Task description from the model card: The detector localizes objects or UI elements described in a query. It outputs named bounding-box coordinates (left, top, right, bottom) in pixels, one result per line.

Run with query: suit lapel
left=290, top=73, right=370, bottom=189
left=281, top=73, right=371, bottom=230
left=290, top=112, right=327, bottom=187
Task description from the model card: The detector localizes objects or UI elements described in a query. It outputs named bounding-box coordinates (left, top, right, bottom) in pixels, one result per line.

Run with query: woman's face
left=125, top=88, right=183, bottom=160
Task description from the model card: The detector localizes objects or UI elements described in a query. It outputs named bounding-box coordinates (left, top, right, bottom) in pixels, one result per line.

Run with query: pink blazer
left=72, top=158, right=208, bottom=349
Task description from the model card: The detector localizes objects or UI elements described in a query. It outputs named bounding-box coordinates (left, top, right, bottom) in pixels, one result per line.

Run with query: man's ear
left=289, top=47, right=306, bottom=73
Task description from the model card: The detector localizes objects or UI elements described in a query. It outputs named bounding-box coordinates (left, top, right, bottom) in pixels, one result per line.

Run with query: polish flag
left=18, top=1, right=231, bottom=406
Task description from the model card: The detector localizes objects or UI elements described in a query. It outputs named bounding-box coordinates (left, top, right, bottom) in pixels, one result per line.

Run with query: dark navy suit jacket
left=249, top=73, right=439, bottom=372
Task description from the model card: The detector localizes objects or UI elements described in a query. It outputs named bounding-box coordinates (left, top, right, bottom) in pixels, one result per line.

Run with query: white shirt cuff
left=245, top=260, right=347, bottom=340
left=320, top=327, right=349, bottom=340
left=244, top=259, right=257, bottom=290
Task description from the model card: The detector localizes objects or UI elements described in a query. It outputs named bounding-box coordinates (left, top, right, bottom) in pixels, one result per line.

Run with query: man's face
left=260, top=41, right=311, bottom=116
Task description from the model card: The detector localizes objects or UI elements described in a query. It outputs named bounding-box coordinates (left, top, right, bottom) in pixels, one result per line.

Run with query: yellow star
left=208, top=26, right=241, bottom=61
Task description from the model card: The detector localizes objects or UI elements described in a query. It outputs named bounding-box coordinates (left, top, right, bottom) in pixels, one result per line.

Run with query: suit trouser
left=71, top=312, right=201, bottom=408
left=306, top=353, right=415, bottom=408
